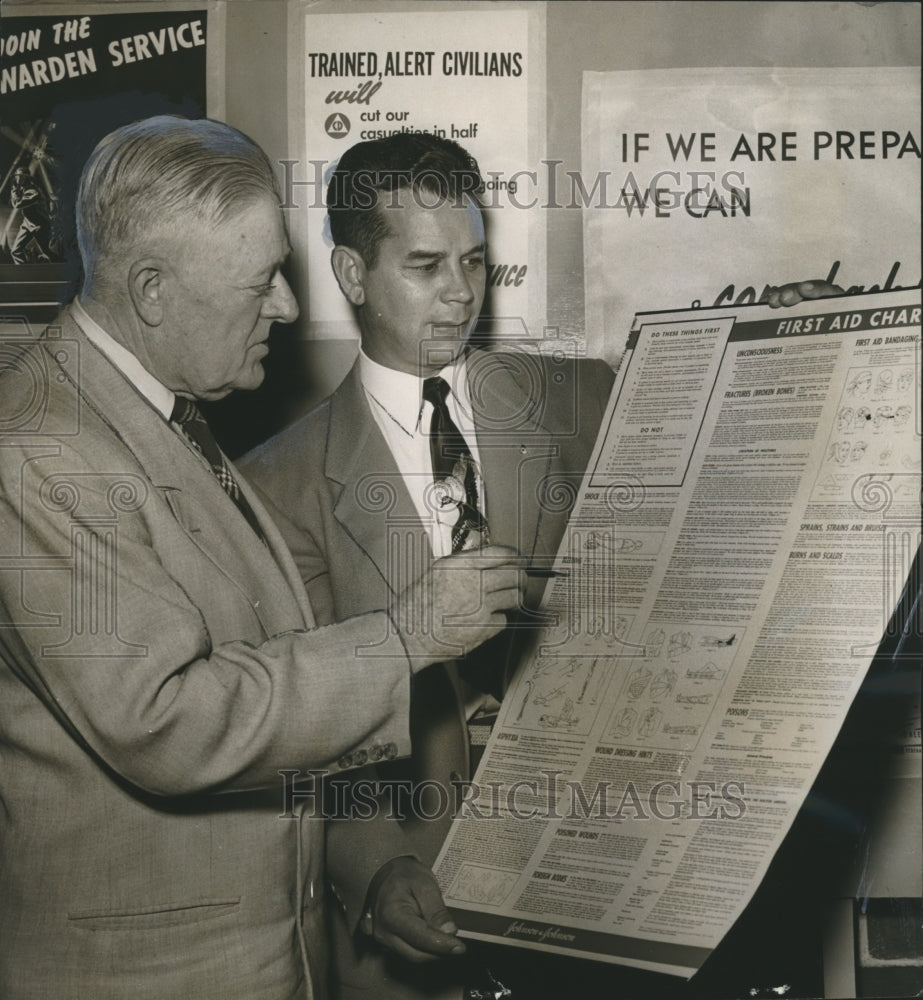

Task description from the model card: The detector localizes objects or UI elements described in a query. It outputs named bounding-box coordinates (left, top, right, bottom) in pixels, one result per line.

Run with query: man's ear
left=128, top=259, right=166, bottom=326
left=331, top=246, right=367, bottom=306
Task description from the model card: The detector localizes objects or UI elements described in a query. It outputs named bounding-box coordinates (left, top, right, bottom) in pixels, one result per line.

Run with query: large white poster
left=582, top=67, right=921, bottom=364
left=434, top=288, right=921, bottom=978
left=294, top=7, right=544, bottom=340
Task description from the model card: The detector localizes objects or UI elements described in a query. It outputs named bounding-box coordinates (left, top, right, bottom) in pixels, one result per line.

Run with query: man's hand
left=395, top=545, right=526, bottom=670
left=761, top=279, right=844, bottom=308
left=360, top=856, right=466, bottom=963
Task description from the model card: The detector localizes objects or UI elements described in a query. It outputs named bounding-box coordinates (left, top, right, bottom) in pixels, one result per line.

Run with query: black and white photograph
left=0, top=3, right=919, bottom=999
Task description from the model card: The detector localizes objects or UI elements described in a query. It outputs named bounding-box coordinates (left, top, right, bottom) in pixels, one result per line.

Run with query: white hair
left=77, top=115, right=278, bottom=286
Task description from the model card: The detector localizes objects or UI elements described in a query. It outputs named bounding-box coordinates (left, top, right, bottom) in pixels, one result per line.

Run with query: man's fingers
left=798, top=279, right=844, bottom=299
left=434, top=564, right=524, bottom=594
left=400, top=546, right=527, bottom=664
left=440, top=545, right=526, bottom=569
left=760, top=285, right=782, bottom=308
left=481, top=566, right=526, bottom=595
left=377, top=930, right=464, bottom=964
left=411, top=865, right=461, bottom=931
left=374, top=905, right=466, bottom=963
left=470, top=543, right=521, bottom=561
left=494, top=585, right=525, bottom=608
left=366, top=857, right=467, bottom=962
left=762, top=279, right=845, bottom=308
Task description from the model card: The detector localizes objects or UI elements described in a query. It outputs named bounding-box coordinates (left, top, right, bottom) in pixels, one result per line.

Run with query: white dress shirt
left=71, top=298, right=176, bottom=420
left=359, top=348, right=498, bottom=718
left=358, top=349, right=487, bottom=560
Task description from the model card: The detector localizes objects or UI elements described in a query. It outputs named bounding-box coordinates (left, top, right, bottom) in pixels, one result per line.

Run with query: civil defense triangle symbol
left=327, top=113, right=350, bottom=135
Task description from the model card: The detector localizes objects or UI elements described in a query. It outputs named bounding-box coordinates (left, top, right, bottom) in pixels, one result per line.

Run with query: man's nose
left=441, top=264, right=476, bottom=305
left=264, top=273, right=300, bottom=323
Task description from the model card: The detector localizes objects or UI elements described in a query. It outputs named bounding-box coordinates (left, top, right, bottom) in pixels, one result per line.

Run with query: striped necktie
left=171, top=395, right=266, bottom=543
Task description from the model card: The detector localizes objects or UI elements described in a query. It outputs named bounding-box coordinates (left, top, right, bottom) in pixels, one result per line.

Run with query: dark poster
left=1, top=9, right=208, bottom=299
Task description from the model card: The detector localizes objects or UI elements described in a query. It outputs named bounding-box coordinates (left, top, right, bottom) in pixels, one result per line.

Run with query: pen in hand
left=523, top=567, right=570, bottom=578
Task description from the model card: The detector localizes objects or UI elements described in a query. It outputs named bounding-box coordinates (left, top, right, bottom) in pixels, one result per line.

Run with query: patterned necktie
left=171, top=396, right=266, bottom=543
left=422, top=375, right=489, bottom=552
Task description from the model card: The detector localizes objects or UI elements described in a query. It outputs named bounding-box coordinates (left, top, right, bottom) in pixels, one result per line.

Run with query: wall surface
left=212, top=0, right=921, bottom=447
left=544, top=1, right=921, bottom=338
left=223, top=0, right=921, bottom=341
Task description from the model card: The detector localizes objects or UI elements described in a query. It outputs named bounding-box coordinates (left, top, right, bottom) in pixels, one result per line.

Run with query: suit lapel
left=325, top=362, right=427, bottom=589
left=466, top=350, right=556, bottom=557
left=234, top=469, right=317, bottom=627
left=324, top=352, right=562, bottom=584
left=48, top=312, right=311, bottom=636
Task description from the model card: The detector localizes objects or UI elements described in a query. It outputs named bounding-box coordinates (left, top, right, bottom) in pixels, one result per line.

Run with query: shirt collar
left=71, top=298, right=176, bottom=420
left=358, top=346, right=471, bottom=436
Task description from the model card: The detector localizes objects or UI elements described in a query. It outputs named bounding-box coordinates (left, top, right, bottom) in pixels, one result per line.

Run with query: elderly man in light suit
left=0, top=117, right=525, bottom=1000
left=242, top=133, right=616, bottom=999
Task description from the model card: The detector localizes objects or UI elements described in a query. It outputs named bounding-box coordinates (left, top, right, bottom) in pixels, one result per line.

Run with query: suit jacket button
left=383, top=742, right=398, bottom=760
left=353, top=749, right=368, bottom=766
left=369, top=744, right=384, bottom=761
left=337, top=753, right=353, bottom=769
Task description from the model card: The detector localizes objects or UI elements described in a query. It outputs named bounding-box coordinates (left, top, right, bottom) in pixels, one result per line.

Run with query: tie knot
left=171, top=395, right=201, bottom=426
left=422, top=375, right=450, bottom=408
left=171, top=394, right=222, bottom=468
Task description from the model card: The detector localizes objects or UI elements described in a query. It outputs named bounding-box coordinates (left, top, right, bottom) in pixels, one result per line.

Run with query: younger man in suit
left=242, top=132, right=614, bottom=998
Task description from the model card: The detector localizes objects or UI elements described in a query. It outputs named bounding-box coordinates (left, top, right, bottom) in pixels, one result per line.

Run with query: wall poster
left=1, top=2, right=222, bottom=318
left=582, top=67, right=921, bottom=365
left=434, top=288, right=921, bottom=979
left=290, top=3, right=546, bottom=343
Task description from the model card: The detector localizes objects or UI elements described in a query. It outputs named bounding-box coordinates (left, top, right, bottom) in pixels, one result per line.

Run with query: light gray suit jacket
left=0, top=310, right=415, bottom=1000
